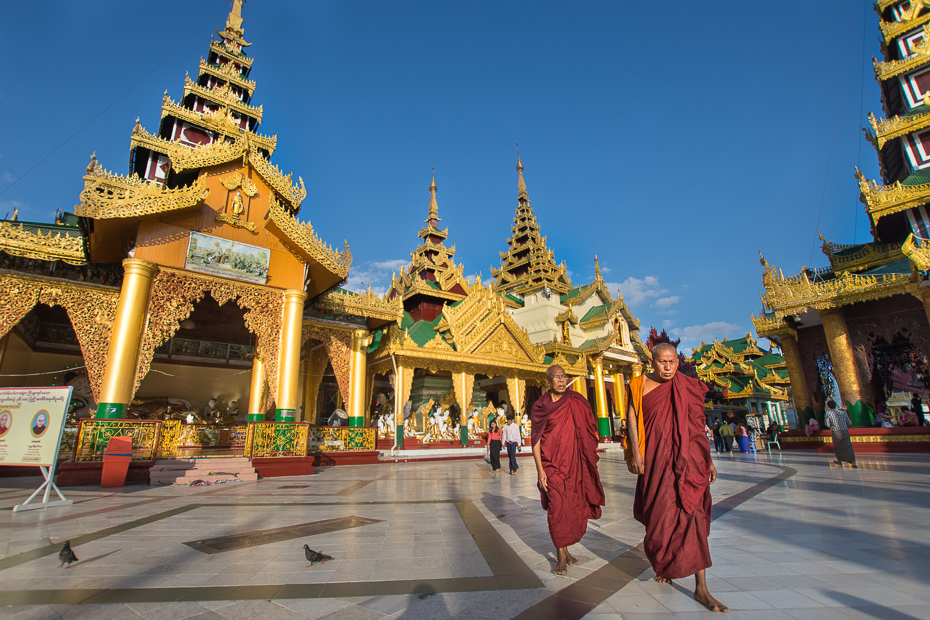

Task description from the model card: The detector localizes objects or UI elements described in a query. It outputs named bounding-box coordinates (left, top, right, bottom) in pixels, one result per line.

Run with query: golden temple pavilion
left=753, top=0, right=930, bottom=428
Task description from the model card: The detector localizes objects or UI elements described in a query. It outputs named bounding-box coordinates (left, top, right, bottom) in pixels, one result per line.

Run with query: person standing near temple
left=717, top=419, right=734, bottom=455
left=531, top=365, right=605, bottom=575
left=911, top=392, right=925, bottom=426
left=487, top=419, right=503, bottom=474
left=502, top=416, right=522, bottom=475
left=711, top=419, right=725, bottom=455
left=624, top=343, right=727, bottom=612
left=825, top=400, right=857, bottom=468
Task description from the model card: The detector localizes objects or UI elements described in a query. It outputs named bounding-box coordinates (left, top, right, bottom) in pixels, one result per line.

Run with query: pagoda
left=753, top=0, right=930, bottom=429
left=690, top=334, right=791, bottom=429
left=491, top=157, right=647, bottom=440
left=0, top=1, right=403, bottom=472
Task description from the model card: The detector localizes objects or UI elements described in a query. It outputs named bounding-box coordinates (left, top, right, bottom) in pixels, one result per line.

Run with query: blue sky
left=0, top=1, right=879, bottom=351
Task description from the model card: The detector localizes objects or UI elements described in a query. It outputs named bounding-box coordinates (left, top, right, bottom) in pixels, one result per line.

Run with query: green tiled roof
left=560, top=287, right=583, bottom=303
left=861, top=258, right=911, bottom=275
left=505, top=294, right=524, bottom=307
left=406, top=314, right=444, bottom=346
left=580, top=304, right=608, bottom=323
left=724, top=337, right=752, bottom=354
left=901, top=167, right=930, bottom=186
left=830, top=243, right=868, bottom=257
left=367, top=329, right=383, bottom=353
left=753, top=354, right=785, bottom=368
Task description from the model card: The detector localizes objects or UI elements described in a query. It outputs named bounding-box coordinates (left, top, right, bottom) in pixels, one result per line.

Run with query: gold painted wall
left=137, top=362, right=252, bottom=414
left=133, top=163, right=306, bottom=290
left=0, top=334, right=84, bottom=388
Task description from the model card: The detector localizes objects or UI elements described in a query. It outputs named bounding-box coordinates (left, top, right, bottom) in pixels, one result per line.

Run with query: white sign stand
left=13, top=462, right=71, bottom=512
left=8, top=386, right=74, bottom=512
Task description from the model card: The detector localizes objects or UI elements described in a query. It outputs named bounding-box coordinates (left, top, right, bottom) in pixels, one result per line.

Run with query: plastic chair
left=766, top=435, right=781, bottom=452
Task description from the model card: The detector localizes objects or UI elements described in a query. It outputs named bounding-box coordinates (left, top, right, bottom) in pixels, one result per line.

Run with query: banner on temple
left=185, top=232, right=270, bottom=284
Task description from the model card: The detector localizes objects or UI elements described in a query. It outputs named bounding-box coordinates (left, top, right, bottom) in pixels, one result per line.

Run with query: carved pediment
left=471, top=325, right=536, bottom=362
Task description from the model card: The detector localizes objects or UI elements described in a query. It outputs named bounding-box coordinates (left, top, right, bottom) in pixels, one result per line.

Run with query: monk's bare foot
left=654, top=575, right=672, bottom=584
left=694, top=588, right=728, bottom=613
left=566, top=552, right=580, bottom=566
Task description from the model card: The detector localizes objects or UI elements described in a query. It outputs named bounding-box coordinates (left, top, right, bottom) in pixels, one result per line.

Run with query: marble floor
left=0, top=449, right=928, bottom=620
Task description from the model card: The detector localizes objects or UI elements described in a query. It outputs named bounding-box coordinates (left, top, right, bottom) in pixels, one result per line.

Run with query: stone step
left=150, top=472, right=258, bottom=486
left=151, top=466, right=256, bottom=477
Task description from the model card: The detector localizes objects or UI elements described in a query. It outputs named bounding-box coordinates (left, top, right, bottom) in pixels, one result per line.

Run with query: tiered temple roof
left=388, top=174, right=469, bottom=320
left=690, top=334, right=789, bottom=402
left=491, top=157, right=571, bottom=297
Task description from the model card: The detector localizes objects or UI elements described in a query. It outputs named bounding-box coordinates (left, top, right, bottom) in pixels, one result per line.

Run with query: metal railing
left=307, top=426, right=376, bottom=452
left=72, top=419, right=161, bottom=462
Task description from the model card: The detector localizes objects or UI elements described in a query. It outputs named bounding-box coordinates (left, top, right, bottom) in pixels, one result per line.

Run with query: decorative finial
left=516, top=148, right=527, bottom=195
left=226, top=0, right=245, bottom=35
left=594, top=254, right=603, bottom=281
left=427, top=168, right=439, bottom=224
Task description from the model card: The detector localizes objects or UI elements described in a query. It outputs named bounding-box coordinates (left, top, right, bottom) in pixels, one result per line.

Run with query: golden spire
left=517, top=153, right=527, bottom=196
left=426, top=167, right=440, bottom=225
left=226, top=0, right=245, bottom=35
left=595, top=254, right=603, bottom=281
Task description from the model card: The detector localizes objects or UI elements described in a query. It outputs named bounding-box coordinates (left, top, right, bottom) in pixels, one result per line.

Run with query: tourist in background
left=712, top=419, right=725, bottom=455
left=736, top=423, right=751, bottom=453
left=911, top=393, right=925, bottom=426
left=825, top=399, right=857, bottom=468
left=486, top=420, right=502, bottom=474
left=718, top=420, right=734, bottom=455
left=804, top=417, right=820, bottom=437
left=502, top=416, right=521, bottom=474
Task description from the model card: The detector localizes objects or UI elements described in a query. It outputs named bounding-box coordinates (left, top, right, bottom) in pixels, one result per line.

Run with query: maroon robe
left=532, top=389, right=605, bottom=548
left=633, top=372, right=712, bottom=579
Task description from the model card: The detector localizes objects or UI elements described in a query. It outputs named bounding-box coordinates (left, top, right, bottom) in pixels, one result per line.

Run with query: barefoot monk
left=625, top=343, right=728, bottom=613
left=531, top=364, right=605, bottom=576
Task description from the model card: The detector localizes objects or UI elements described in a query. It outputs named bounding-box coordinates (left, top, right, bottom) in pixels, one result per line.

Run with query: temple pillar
left=274, top=290, right=307, bottom=421
left=454, top=371, right=474, bottom=446
left=348, top=329, right=372, bottom=427
left=820, top=307, right=872, bottom=426
left=778, top=330, right=812, bottom=426
left=395, top=363, right=415, bottom=447
left=572, top=375, right=588, bottom=400
left=247, top=355, right=266, bottom=422
left=610, top=370, right=626, bottom=418
left=97, top=258, right=158, bottom=419
left=592, top=358, right=610, bottom=441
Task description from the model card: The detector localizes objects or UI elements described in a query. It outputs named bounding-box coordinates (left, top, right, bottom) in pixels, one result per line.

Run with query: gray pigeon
left=303, top=545, right=332, bottom=566
left=58, top=541, right=78, bottom=568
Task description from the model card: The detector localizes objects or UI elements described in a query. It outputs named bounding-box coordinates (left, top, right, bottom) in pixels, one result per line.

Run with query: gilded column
left=631, top=363, right=643, bottom=378
left=97, top=258, right=158, bottom=419
left=454, top=371, right=474, bottom=446
left=275, top=290, right=307, bottom=421
left=778, top=330, right=812, bottom=425
left=348, top=329, right=372, bottom=427
left=820, top=307, right=870, bottom=426
left=394, top=364, right=414, bottom=447
left=247, top=355, right=265, bottom=422
left=610, top=370, right=626, bottom=419
left=572, top=375, right=588, bottom=400
left=592, top=358, right=610, bottom=441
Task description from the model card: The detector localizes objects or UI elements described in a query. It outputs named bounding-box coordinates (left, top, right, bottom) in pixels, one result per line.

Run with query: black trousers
left=489, top=440, right=502, bottom=471
left=713, top=434, right=725, bottom=453
left=506, top=441, right=519, bottom=472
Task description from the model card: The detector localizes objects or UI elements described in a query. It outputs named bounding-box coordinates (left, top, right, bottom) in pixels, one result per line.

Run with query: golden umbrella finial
left=427, top=166, right=439, bottom=224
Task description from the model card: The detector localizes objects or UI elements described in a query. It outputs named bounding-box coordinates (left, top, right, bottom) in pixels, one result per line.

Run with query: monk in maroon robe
left=532, top=364, right=605, bottom=575
left=627, top=344, right=727, bottom=613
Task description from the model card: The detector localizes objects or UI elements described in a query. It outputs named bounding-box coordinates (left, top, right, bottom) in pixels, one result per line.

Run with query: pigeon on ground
left=58, top=541, right=78, bottom=568
left=303, top=545, right=333, bottom=567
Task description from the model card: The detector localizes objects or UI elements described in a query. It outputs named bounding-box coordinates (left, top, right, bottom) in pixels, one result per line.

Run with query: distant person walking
left=502, top=416, right=521, bottom=474
left=711, top=420, right=724, bottom=455
left=718, top=420, right=734, bottom=454
left=736, top=423, right=751, bottom=453
left=487, top=420, right=502, bottom=474
left=911, top=393, right=925, bottom=426
left=825, top=400, right=857, bottom=468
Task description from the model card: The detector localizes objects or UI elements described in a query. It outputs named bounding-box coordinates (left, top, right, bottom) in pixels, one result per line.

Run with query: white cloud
left=670, top=321, right=742, bottom=348
left=1, top=171, right=15, bottom=184
left=345, top=258, right=408, bottom=296
left=653, top=296, right=679, bottom=308
left=612, top=275, right=667, bottom=306
left=662, top=319, right=674, bottom=328
left=600, top=265, right=611, bottom=274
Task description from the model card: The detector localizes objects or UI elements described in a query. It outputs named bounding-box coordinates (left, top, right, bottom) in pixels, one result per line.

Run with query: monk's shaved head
left=545, top=364, right=570, bottom=398
left=651, top=343, right=677, bottom=359
left=546, top=365, right=566, bottom=381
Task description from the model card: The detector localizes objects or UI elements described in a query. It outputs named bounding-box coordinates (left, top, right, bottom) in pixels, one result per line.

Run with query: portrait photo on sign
left=0, top=411, right=10, bottom=436
left=31, top=411, right=48, bottom=438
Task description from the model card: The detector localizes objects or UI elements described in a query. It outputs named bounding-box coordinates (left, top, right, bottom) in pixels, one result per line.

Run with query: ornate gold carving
left=751, top=313, right=788, bottom=338
left=160, top=96, right=276, bottom=153
left=821, top=234, right=904, bottom=272
left=77, top=163, right=209, bottom=219
left=132, top=269, right=284, bottom=405
left=881, top=3, right=930, bottom=41
left=0, top=274, right=116, bottom=401
left=874, top=25, right=930, bottom=80
left=220, top=171, right=259, bottom=197
left=869, top=110, right=930, bottom=150
left=312, top=288, right=403, bottom=323
left=307, top=426, right=376, bottom=452
left=129, top=125, right=174, bottom=157
left=73, top=419, right=160, bottom=462
left=266, top=195, right=351, bottom=278
left=209, top=40, right=253, bottom=68
left=0, top=221, right=85, bottom=265
left=248, top=422, right=309, bottom=457
left=422, top=333, right=453, bottom=350
left=214, top=212, right=257, bottom=233
left=183, top=75, right=263, bottom=123
left=759, top=254, right=917, bottom=318
left=855, top=167, right=930, bottom=224
left=903, top=232, right=930, bottom=270
left=198, top=58, right=256, bottom=93
left=250, top=152, right=305, bottom=209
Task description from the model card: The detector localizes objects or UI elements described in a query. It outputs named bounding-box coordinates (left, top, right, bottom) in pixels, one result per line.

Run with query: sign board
left=0, top=386, right=72, bottom=467
left=184, top=231, right=270, bottom=284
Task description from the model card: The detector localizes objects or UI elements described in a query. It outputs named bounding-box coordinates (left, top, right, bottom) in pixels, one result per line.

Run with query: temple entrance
left=317, top=364, right=344, bottom=425
left=870, top=332, right=930, bottom=424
